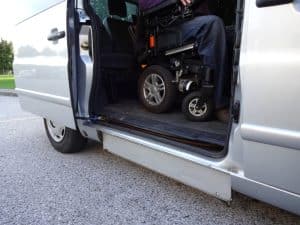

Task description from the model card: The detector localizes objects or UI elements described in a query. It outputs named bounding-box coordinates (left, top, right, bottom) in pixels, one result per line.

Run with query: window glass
left=15, top=0, right=65, bottom=22
left=89, top=0, right=138, bottom=20
left=126, top=2, right=138, bottom=16
left=89, top=0, right=108, bottom=20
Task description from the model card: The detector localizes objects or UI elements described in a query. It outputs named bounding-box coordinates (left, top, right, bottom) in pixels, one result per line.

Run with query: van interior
left=84, top=0, right=243, bottom=157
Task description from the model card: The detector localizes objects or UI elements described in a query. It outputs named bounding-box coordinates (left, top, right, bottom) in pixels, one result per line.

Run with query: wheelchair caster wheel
left=182, top=91, right=214, bottom=122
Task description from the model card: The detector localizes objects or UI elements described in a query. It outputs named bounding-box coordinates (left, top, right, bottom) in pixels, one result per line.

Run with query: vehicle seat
left=101, top=0, right=135, bottom=69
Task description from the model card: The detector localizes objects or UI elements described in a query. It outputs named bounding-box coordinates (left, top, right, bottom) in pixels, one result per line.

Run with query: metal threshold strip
left=98, top=116, right=224, bottom=152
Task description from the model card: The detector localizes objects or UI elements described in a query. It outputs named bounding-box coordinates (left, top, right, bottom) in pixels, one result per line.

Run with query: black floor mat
left=102, top=100, right=228, bottom=146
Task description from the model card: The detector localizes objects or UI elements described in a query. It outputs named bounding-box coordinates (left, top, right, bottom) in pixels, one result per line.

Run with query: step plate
left=102, top=128, right=231, bottom=201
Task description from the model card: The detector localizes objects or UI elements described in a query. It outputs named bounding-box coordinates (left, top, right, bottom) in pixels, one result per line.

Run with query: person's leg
left=178, top=15, right=229, bottom=110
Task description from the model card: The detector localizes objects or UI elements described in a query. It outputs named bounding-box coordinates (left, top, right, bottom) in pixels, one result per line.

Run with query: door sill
left=99, top=125, right=232, bottom=201
left=97, top=119, right=228, bottom=159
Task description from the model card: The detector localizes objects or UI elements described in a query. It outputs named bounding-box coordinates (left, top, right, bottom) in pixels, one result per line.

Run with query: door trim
left=256, top=0, right=293, bottom=7
left=241, top=124, right=300, bottom=150
left=16, top=88, right=72, bottom=107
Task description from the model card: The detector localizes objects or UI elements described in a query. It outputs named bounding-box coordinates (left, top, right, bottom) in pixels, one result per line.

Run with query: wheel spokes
left=153, top=92, right=162, bottom=104
left=143, top=73, right=166, bottom=106
left=151, top=74, right=157, bottom=85
left=156, top=83, right=165, bottom=91
left=144, top=80, right=152, bottom=90
left=189, top=98, right=208, bottom=117
left=145, top=92, right=153, bottom=100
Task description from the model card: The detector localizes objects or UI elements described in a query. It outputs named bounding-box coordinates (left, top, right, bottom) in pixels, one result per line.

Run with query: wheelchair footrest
left=165, top=43, right=196, bottom=56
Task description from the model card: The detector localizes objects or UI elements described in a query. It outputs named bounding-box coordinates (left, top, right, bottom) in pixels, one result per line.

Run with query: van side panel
left=13, top=1, right=76, bottom=129
left=238, top=1, right=300, bottom=195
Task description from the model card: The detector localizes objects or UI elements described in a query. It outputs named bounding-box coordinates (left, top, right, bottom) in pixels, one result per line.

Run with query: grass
left=0, top=75, right=15, bottom=89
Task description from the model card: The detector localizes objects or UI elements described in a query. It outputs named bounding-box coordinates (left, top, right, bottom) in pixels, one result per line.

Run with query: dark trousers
left=178, top=15, right=228, bottom=109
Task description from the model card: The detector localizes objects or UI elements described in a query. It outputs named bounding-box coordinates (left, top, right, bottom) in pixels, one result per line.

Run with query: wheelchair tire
left=138, top=65, right=176, bottom=113
left=182, top=91, right=214, bottom=122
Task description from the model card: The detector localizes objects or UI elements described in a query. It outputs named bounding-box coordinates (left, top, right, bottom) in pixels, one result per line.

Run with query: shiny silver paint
left=77, top=25, right=94, bottom=118
left=103, top=128, right=232, bottom=201
left=77, top=120, right=300, bottom=215
left=241, top=124, right=300, bottom=150
left=13, top=0, right=75, bottom=129
left=78, top=121, right=232, bottom=201
left=234, top=0, right=300, bottom=196
left=232, top=173, right=300, bottom=215
left=13, top=0, right=300, bottom=215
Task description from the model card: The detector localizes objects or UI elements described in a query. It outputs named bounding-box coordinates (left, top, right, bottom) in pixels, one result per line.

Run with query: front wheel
left=44, top=119, right=87, bottom=153
left=182, top=91, right=214, bottom=122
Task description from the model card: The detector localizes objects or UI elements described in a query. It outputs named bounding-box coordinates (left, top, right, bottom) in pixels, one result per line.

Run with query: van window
left=89, top=0, right=137, bottom=21
left=126, top=2, right=138, bottom=16
left=90, top=0, right=108, bottom=20
left=17, top=0, right=65, bottom=22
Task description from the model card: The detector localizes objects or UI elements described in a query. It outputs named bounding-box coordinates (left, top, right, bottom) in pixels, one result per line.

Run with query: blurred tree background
left=0, top=39, right=14, bottom=75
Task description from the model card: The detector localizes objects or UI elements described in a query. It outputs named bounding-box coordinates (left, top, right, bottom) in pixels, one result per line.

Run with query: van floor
left=102, top=100, right=228, bottom=146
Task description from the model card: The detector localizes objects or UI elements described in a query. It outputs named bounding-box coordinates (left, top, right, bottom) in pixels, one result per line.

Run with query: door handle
left=47, top=28, right=65, bottom=41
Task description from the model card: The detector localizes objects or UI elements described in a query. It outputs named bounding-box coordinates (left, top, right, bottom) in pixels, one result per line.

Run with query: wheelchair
left=137, top=0, right=215, bottom=121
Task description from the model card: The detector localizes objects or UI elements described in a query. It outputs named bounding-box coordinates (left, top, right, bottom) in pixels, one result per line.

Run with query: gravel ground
left=0, top=96, right=299, bottom=225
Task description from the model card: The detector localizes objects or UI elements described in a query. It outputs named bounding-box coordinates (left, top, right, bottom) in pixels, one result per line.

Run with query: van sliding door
left=238, top=0, right=300, bottom=195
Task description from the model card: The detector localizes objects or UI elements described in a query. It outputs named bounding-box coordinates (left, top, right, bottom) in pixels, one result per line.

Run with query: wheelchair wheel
left=182, top=91, right=214, bottom=122
left=138, top=65, right=176, bottom=113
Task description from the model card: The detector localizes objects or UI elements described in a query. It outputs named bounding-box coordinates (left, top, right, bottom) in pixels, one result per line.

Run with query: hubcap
left=188, top=98, right=208, bottom=117
left=143, top=73, right=166, bottom=106
left=46, top=120, right=66, bottom=143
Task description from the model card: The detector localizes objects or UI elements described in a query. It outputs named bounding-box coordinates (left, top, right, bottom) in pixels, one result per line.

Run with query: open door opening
left=83, top=0, right=244, bottom=158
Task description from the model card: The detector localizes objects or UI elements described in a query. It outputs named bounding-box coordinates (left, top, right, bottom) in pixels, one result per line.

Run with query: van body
left=13, top=0, right=300, bottom=215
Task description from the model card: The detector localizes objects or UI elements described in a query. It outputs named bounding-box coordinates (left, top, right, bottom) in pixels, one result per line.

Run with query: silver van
left=13, top=0, right=300, bottom=215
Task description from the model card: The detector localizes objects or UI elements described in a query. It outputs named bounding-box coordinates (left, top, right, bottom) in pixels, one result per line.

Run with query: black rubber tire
left=138, top=65, right=177, bottom=113
left=182, top=91, right=214, bottom=122
left=44, top=119, right=87, bottom=154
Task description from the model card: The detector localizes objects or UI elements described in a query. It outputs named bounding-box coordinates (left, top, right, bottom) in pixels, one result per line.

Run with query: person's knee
left=203, top=15, right=225, bottom=36
left=204, top=15, right=222, bottom=22
left=185, top=15, right=223, bottom=30
left=205, top=15, right=224, bottom=27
